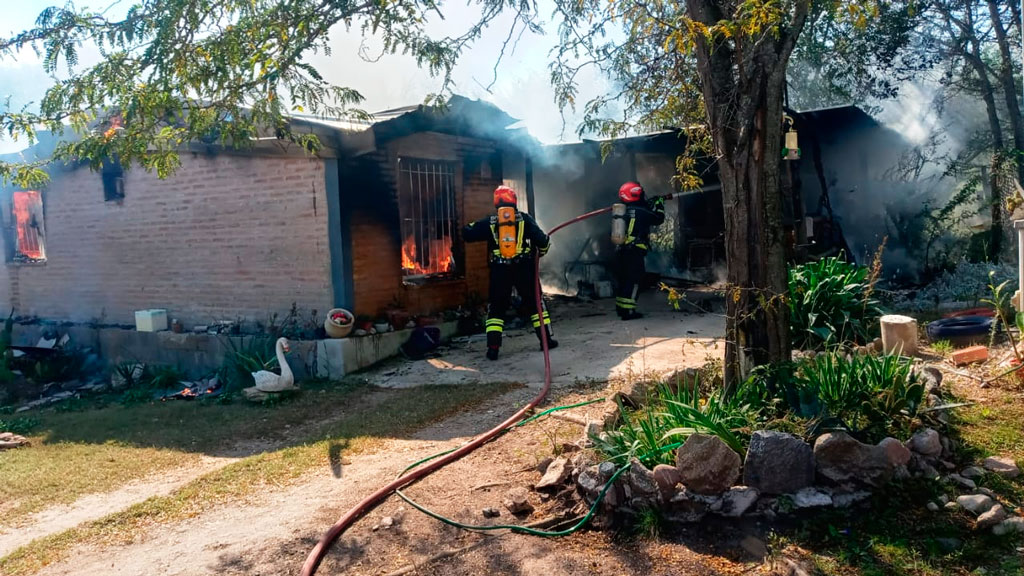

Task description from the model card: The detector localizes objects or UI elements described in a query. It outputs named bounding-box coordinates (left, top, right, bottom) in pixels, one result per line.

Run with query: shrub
left=593, top=380, right=755, bottom=468
left=219, top=336, right=279, bottom=391
left=788, top=255, right=883, bottom=350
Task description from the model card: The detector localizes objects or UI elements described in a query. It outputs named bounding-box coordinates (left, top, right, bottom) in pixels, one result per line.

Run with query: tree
left=550, top=0, right=918, bottom=389
left=0, top=0, right=539, bottom=188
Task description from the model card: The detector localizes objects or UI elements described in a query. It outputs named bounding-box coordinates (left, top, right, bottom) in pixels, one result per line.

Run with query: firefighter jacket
left=620, top=196, right=666, bottom=251
left=463, top=210, right=551, bottom=264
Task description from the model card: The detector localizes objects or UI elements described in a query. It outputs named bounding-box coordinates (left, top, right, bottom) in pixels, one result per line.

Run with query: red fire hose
left=300, top=195, right=672, bottom=575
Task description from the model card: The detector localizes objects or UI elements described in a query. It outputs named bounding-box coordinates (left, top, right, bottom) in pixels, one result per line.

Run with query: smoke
left=799, top=78, right=990, bottom=282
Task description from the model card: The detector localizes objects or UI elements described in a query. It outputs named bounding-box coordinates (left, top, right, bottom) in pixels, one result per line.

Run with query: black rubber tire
left=927, top=315, right=995, bottom=340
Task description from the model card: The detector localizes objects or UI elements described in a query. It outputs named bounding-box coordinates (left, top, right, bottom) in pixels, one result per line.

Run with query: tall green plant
left=788, top=255, right=883, bottom=350
left=219, top=336, right=279, bottom=391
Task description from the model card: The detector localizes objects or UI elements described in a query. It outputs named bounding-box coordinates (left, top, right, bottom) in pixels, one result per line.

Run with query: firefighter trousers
left=614, top=246, right=647, bottom=316
left=484, top=260, right=552, bottom=351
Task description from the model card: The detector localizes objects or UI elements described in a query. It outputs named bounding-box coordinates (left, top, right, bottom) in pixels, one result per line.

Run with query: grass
left=0, top=380, right=512, bottom=575
left=0, top=379, right=514, bottom=573
left=929, top=340, right=953, bottom=357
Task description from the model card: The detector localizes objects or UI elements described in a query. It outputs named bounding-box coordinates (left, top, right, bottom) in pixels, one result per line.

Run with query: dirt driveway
left=21, top=304, right=724, bottom=576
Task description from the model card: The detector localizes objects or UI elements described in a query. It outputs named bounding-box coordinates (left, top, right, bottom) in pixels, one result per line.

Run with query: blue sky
left=0, top=0, right=608, bottom=154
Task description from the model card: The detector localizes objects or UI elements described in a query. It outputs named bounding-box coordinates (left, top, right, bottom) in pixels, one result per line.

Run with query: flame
left=401, top=235, right=453, bottom=275
left=12, top=191, right=44, bottom=260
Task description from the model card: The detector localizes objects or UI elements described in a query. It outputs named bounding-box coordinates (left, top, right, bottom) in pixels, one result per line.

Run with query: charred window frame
left=9, top=190, right=46, bottom=264
left=396, top=158, right=458, bottom=282
left=102, top=158, right=125, bottom=202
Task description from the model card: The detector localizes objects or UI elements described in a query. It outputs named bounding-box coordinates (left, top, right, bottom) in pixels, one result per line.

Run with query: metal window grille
left=12, top=191, right=45, bottom=262
left=397, top=158, right=457, bottom=279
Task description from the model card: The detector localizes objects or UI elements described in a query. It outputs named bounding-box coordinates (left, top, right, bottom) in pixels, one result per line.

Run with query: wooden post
left=880, top=314, right=919, bottom=357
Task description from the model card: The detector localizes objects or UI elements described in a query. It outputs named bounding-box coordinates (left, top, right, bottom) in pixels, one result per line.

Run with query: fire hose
left=300, top=195, right=674, bottom=576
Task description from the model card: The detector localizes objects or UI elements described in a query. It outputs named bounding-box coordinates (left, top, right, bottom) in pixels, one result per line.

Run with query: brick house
left=0, top=96, right=537, bottom=329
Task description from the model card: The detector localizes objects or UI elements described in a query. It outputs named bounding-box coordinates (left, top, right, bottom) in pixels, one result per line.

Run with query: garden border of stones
left=517, top=366, right=1024, bottom=537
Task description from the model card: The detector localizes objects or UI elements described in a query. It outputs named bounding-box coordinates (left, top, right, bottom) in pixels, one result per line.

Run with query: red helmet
left=494, top=185, right=518, bottom=207
left=618, top=181, right=644, bottom=202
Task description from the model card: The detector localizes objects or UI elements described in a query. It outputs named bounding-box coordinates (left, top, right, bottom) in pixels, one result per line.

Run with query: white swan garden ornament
left=253, top=337, right=296, bottom=392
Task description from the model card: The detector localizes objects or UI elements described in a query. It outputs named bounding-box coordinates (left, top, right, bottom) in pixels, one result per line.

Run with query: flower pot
left=325, top=308, right=354, bottom=338
left=373, top=322, right=391, bottom=333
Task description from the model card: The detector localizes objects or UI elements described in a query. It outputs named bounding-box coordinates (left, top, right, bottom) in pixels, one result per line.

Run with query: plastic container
left=324, top=308, right=354, bottom=338
left=135, top=309, right=168, bottom=332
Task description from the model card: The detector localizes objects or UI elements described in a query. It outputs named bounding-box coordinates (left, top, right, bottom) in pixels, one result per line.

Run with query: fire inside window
left=12, top=191, right=46, bottom=262
left=397, top=158, right=457, bottom=280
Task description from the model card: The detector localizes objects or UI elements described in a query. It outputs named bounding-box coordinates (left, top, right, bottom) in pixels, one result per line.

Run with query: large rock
left=791, top=487, right=833, bottom=508
left=993, top=516, right=1024, bottom=536
left=536, top=457, right=571, bottom=490
left=626, top=459, right=660, bottom=500
left=878, top=437, right=912, bottom=467
left=813, top=431, right=893, bottom=487
left=652, top=464, right=681, bottom=496
left=718, top=486, right=759, bottom=517
left=977, top=504, right=1008, bottom=529
left=503, top=487, right=534, bottom=514
left=956, top=494, right=994, bottom=515
left=908, top=428, right=942, bottom=458
left=983, top=456, right=1021, bottom=479
left=743, top=431, right=815, bottom=495
left=675, top=434, right=741, bottom=495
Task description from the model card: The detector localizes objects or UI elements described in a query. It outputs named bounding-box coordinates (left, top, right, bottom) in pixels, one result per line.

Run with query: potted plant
left=373, top=315, right=391, bottom=333
left=324, top=308, right=354, bottom=338
left=354, top=314, right=373, bottom=333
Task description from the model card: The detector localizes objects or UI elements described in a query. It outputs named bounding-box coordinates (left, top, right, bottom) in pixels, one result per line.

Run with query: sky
left=0, top=0, right=610, bottom=154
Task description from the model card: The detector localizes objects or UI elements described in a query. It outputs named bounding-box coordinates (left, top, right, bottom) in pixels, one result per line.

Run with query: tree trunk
left=686, top=0, right=807, bottom=391
left=987, top=0, right=1024, bottom=186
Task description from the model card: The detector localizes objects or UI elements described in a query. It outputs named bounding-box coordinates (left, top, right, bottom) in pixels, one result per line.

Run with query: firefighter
left=464, top=185, right=557, bottom=361
left=614, top=181, right=665, bottom=320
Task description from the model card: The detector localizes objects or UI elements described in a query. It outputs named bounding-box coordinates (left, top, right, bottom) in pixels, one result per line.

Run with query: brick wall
left=0, top=153, right=333, bottom=327
left=349, top=131, right=515, bottom=318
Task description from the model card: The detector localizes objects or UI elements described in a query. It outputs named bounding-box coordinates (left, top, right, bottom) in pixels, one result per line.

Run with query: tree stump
left=880, top=315, right=918, bottom=357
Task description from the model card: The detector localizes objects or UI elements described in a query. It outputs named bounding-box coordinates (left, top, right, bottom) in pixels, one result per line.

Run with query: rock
left=597, top=461, right=617, bottom=482
left=993, top=516, right=1024, bottom=536
left=536, top=457, right=571, bottom=490
left=909, top=428, right=942, bottom=458
left=652, top=464, right=681, bottom=495
left=947, top=474, right=977, bottom=490
left=743, top=431, right=815, bottom=495
left=927, top=502, right=940, bottom=512
left=832, top=491, right=871, bottom=508
left=920, top=366, right=943, bottom=394
left=961, top=466, right=986, bottom=479
left=814, top=431, right=893, bottom=487
left=577, top=466, right=601, bottom=499
left=983, top=456, right=1021, bottom=479
left=599, top=401, right=621, bottom=429
left=665, top=489, right=709, bottom=523
left=945, top=501, right=960, bottom=510
left=878, top=437, right=912, bottom=468
left=582, top=421, right=602, bottom=447
left=977, top=504, right=1008, bottom=529
left=662, top=367, right=702, bottom=394
left=482, top=507, right=500, bottom=518
left=675, top=434, right=741, bottom=495
left=976, top=487, right=997, bottom=499
left=939, top=494, right=950, bottom=504
left=740, top=535, right=768, bottom=558
left=626, top=459, right=660, bottom=499
left=934, top=537, right=962, bottom=553
left=956, top=494, right=994, bottom=515
left=536, top=457, right=554, bottom=474
left=379, top=516, right=394, bottom=529
left=718, top=487, right=759, bottom=517
left=503, top=487, right=534, bottom=514
left=926, top=394, right=941, bottom=408
left=0, top=432, right=29, bottom=449
left=920, top=462, right=941, bottom=480
left=792, top=487, right=832, bottom=508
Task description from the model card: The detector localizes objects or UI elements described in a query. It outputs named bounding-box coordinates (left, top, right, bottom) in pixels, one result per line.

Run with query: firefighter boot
left=485, top=318, right=504, bottom=361
left=531, top=312, right=558, bottom=350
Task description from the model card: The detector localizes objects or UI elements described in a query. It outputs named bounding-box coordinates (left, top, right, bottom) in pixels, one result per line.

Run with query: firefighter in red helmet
left=464, top=185, right=557, bottom=360
left=613, top=181, right=665, bottom=320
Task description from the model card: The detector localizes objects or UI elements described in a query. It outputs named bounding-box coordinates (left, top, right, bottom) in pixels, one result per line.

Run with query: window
left=397, top=158, right=457, bottom=280
left=12, top=191, right=45, bottom=262
left=102, top=158, right=125, bottom=202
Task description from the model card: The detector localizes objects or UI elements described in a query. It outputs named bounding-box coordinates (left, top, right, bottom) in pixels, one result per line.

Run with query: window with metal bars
left=397, top=158, right=458, bottom=280
left=11, top=190, right=46, bottom=263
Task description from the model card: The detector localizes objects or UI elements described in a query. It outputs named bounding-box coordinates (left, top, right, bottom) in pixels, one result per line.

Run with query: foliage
left=749, top=351, right=925, bottom=443
left=593, top=380, right=754, bottom=468
left=982, top=272, right=1021, bottom=360
left=219, top=336, right=279, bottom=391
left=0, top=416, right=40, bottom=435
left=0, top=0, right=541, bottom=188
left=788, top=255, right=883, bottom=350
left=930, top=339, right=953, bottom=356
left=143, top=365, right=188, bottom=391
left=264, top=302, right=321, bottom=340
